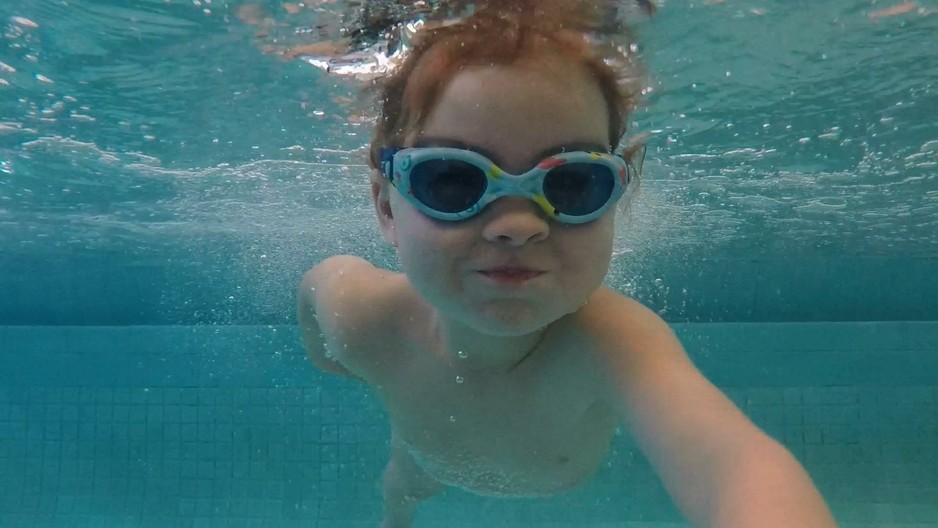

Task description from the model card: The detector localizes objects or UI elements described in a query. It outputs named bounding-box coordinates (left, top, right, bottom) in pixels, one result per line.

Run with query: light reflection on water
left=1, top=0, right=936, bottom=266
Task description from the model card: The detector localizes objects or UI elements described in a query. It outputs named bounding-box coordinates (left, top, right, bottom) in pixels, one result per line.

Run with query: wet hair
left=367, top=0, right=652, bottom=172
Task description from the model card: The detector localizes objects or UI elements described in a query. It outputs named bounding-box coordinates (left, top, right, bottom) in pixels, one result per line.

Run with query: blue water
left=1, top=0, right=936, bottom=527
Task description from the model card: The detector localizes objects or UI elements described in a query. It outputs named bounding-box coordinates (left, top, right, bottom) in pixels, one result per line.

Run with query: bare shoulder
left=298, top=255, right=411, bottom=381
left=579, top=286, right=678, bottom=349
left=577, top=285, right=696, bottom=403
left=581, top=286, right=763, bottom=457
left=299, top=255, right=391, bottom=306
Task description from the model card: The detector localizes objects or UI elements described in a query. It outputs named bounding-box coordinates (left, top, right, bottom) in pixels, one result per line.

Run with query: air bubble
left=455, top=376, right=464, bottom=384
left=457, top=350, right=468, bottom=359
left=11, top=16, right=39, bottom=28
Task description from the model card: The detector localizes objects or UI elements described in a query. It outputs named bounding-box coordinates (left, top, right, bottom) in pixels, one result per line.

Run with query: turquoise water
left=1, top=0, right=937, bottom=526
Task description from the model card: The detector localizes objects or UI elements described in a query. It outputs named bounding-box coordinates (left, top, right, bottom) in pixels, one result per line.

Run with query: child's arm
left=297, top=255, right=374, bottom=380
left=589, top=289, right=838, bottom=528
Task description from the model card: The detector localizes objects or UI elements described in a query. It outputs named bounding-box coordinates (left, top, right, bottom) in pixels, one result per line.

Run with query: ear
left=371, top=171, right=398, bottom=247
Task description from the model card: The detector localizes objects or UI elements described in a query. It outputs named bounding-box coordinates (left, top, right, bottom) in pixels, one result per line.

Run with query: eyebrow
left=412, top=137, right=610, bottom=167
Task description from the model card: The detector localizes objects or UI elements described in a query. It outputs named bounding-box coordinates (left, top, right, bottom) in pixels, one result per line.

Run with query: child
left=297, top=2, right=839, bottom=527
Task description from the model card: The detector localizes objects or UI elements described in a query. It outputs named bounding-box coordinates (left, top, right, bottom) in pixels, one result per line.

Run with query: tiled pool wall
left=0, top=322, right=936, bottom=528
left=2, top=254, right=936, bottom=325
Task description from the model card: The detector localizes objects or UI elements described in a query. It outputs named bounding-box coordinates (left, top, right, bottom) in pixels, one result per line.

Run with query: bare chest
left=376, top=345, right=618, bottom=496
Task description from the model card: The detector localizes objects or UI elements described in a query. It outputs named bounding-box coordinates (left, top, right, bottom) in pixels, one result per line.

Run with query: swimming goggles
left=379, top=146, right=639, bottom=224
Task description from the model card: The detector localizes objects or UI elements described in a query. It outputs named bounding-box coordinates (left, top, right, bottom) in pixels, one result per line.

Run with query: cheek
left=391, top=205, right=460, bottom=275
left=560, top=219, right=615, bottom=280
left=393, top=218, right=477, bottom=306
left=394, top=217, right=437, bottom=272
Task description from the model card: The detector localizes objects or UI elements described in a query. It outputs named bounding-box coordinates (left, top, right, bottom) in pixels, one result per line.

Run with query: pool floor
left=0, top=322, right=936, bottom=527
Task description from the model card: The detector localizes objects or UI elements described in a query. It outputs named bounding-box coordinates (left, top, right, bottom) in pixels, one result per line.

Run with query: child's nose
left=480, top=197, right=550, bottom=247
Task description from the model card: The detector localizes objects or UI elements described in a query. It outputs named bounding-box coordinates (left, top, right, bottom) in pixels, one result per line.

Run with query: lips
left=483, top=266, right=543, bottom=275
left=478, top=266, right=545, bottom=284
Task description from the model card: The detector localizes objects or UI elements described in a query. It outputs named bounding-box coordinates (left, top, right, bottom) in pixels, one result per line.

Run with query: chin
left=465, top=303, right=561, bottom=336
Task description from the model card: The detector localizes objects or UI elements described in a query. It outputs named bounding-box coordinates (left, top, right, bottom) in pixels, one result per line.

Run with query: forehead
left=412, top=60, right=610, bottom=170
left=411, top=138, right=609, bottom=169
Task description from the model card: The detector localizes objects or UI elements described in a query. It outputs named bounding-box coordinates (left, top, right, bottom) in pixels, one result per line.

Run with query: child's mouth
left=479, top=268, right=544, bottom=285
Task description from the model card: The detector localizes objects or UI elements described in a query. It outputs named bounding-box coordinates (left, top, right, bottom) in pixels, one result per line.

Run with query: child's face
left=375, top=57, right=616, bottom=336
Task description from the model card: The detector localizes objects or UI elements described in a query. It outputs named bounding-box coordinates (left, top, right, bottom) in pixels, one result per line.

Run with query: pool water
left=1, top=1, right=936, bottom=527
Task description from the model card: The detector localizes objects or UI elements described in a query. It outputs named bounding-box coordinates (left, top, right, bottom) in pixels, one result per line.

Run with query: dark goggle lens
left=410, top=159, right=487, bottom=213
left=543, top=163, right=615, bottom=216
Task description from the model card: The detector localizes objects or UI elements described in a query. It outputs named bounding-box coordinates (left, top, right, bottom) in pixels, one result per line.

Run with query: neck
left=430, top=312, right=549, bottom=372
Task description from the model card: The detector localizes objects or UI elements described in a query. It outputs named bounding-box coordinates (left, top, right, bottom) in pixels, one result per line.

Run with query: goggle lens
left=410, top=159, right=488, bottom=214
left=542, top=163, right=615, bottom=217
left=410, top=160, right=615, bottom=217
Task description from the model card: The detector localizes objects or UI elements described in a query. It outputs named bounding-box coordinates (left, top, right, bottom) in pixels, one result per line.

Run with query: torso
left=339, top=269, right=620, bottom=497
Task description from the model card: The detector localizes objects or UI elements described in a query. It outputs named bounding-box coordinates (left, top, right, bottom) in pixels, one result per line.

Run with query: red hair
left=367, top=1, right=650, bottom=171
